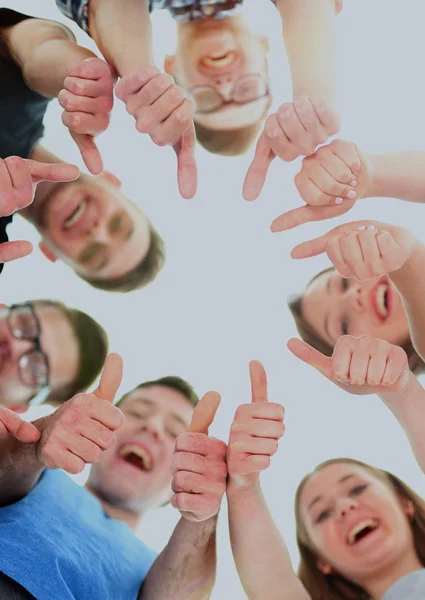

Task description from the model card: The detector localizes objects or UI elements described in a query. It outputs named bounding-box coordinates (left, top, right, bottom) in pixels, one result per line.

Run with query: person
left=227, top=335, right=425, bottom=600
left=0, top=354, right=228, bottom=599
left=0, top=8, right=165, bottom=292
left=0, top=299, right=108, bottom=410
left=286, top=219, right=425, bottom=379
left=55, top=0, right=341, bottom=161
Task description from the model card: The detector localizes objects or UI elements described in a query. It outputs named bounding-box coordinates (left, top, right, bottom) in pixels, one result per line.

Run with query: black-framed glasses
left=188, top=74, right=270, bottom=114
left=7, top=303, right=50, bottom=407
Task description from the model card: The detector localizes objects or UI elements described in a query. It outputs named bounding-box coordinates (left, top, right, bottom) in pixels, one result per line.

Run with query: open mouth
left=347, top=519, right=380, bottom=545
left=62, top=199, right=87, bottom=231
left=200, top=51, right=237, bottom=70
left=371, top=281, right=392, bottom=322
left=118, top=444, right=154, bottom=472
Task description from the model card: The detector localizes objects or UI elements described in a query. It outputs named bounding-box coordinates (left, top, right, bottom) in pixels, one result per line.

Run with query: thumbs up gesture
left=34, top=354, right=124, bottom=475
left=227, top=362, right=285, bottom=490
left=171, top=391, right=227, bottom=522
left=0, top=407, right=40, bottom=443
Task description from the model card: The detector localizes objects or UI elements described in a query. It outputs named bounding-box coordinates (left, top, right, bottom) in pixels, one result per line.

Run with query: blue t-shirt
left=0, top=469, right=157, bottom=600
left=383, top=569, right=425, bottom=600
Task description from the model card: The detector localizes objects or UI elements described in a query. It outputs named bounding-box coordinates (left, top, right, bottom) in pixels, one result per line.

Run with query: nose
left=138, top=414, right=165, bottom=442
left=345, top=283, right=365, bottom=313
left=212, top=75, right=236, bottom=99
left=336, top=497, right=358, bottom=520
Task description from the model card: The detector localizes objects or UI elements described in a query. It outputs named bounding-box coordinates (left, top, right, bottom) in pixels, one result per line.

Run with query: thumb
left=188, top=391, right=221, bottom=435
left=291, top=232, right=329, bottom=259
left=243, top=134, right=274, bottom=201
left=71, top=132, right=104, bottom=176
left=249, top=360, right=268, bottom=403
left=287, top=338, right=332, bottom=379
left=174, top=123, right=197, bottom=199
left=26, top=160, right=80, bottom=183
left=93, top=353, right=123, bottom=403
left=271, top=206, right=324, bottom=233
left=0, top=408, right=41, bottom=443
left=0, top=240, right=33, bottom=263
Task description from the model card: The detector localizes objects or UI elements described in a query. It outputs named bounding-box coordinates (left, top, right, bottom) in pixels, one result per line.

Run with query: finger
left=276, top=102, right=313, bottom=154
left=62, top=111, right=109, bottom=136
left=26, top=160, right=80, bottom=183
left=310, top=98, right=341, bottom=136
left=67, top=58, right=112, bottom=81
left=115, top=67, right=161, bottom=101
left=347, top=345, right=370, bottom=386
left=149, top=96, right=193, bottom=143
left=339, top=231, right=365, bottom=278
left=0, top=408, right=41, bottom=443
left=287, top=338, right=332, bottom=379
left=4, top=156, right=32, bottom=192
left=295, top=171, right=334, bottom=206
left=66, top=434, right=103, bottom=464
left=232, top=437, right=278, bottom=456
left=326, top=235, right=351, bottom=278
left=293, top=97, right=327, bottom=150
left=291, top=232, right=328, bottom=259
left=376, top=230, right=405, bottom=271
left=382, top=347, right=408, bottom=386
left=332, top=337, right=353, bottom=383
left=366, top=343, right=388, bottom=385
left=64, top=75, right=112, bottom=99
left=231, top=419, right=285, bottom=439
left=243, top=134, right=274, bottom=201
left=59, top=89, right=113, bottom=115
left=302, top=164, right=354, bottom=205
left=271, top=201, right=354, bottom=232
left=318, top=149, right=357, bottom=185
left=265, top=113, right=297, bottom=161
left=0, top=240, right=33, bottom=262
left=172, top=471, right=224, bottom=495
left=330, top=140, right=362, bottom=176
left=135, top=85, right=186, bottom=133
left=175, top=123, right=197, bottom=200
left=357, top=227, right=384, bottom=278
left=93, top=353, right=123, bottom=402
left=71, top=132, right=104, bottom=176
left=188, top=391, right=221, bottom=435
left=249, top=360, right=268, bottom=403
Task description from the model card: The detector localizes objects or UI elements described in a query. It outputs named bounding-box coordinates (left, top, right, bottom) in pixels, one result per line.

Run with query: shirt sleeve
left=55, top=0, right=91, bottom=35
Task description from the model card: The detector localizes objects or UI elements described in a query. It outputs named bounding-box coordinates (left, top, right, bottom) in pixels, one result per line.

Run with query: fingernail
left=367, top=224, right=376, bottom=231
left=346, top=190, right=357, bottom=200
left=351, top=180, right=357, bottom=187
left=358, top=225, right=366, bottom=231
left=335, top=197, right=344, bottom=205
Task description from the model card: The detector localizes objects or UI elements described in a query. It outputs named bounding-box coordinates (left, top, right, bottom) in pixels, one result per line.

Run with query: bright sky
left=3, top=1, right=425, bottom=598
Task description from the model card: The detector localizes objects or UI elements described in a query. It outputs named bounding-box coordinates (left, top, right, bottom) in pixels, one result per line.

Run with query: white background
left=3, top=1, right=425, bottom=598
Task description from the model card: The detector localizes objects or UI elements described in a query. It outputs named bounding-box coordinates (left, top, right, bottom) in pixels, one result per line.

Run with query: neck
left=85, top=483, right=144, bottom=531
left=364, top=551, right=423, bottom=600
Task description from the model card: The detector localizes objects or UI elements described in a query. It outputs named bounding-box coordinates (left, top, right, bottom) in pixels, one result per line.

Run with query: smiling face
left=301, top=269, right=410, bottom=348
left=166, top=17, right=270, bottom=130
left=88, top=385, right=194, bottom=512
left=298, top=462, right=417, bottom=585
left=32, top=173, right=151, bottom=281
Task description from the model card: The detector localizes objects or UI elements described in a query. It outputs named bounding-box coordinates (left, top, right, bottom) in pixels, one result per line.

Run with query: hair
left=115, top=375, right=199, bottom=410
left=194, top=96, right=272, bottom=157
left=80, top=224, right=165, bottom=293
left=32, top=300, right=108, bottom=404
left=287, top=267, right=425, bottom=377
left=294, top=457, right=425, bottom=600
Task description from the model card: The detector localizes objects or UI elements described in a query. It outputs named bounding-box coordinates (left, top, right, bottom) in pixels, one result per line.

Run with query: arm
left=276, top=0, right=338, bottom=102
left=0, top=434, right=44, bottom=507
left=227, top=482, right=310, bottom=600
left=368, top=151, right=425, bottom=203
left=139, top=517, right=217, bottom=600
left=88, top=0, right=154, bottom=76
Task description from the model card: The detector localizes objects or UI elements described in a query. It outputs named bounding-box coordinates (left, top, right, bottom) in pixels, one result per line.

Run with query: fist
left=0, top=407, right=40, bottom=443
left=291, top=220, right=418, bottom=281
left=227, top=362, right=285, bottom=490
left=171, top=391, right=227, bottom=522
left=288, top=335, right=412, bottom=395
left=34, top=354, right=123, bottom=475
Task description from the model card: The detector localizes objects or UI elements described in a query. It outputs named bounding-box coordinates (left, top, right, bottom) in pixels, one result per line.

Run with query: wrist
left=226, top=475, right=261, bottom=499
left=389, top=239, right=425, bottom=287
left=378, top=372, right=418, bottom=420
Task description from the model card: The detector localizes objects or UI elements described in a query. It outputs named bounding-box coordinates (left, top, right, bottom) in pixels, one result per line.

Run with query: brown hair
left=287, top=267, right=425, bottom=376
left=80, top=224, right=165, bottom=293
left=294, top=457, right=425, bottom=600
left=32, top=300, right=108, bottom=404
left=116, top=375, right=199, bottom=410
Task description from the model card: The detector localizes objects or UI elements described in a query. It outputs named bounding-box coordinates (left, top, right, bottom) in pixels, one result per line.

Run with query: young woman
left=227, top=335, right=425, bottom=600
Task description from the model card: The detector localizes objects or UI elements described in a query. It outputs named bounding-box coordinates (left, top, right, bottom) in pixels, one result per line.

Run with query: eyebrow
left=308, top=474, right=356, bottom=512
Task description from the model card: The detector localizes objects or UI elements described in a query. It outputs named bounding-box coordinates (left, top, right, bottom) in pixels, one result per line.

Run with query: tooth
left=64, top=201, right=86, bottom=229
left=119, top=445, right=152, bottom=470
left=376, top=284, right=388, bottom=318
left=347, top=519, right=378, bottom=545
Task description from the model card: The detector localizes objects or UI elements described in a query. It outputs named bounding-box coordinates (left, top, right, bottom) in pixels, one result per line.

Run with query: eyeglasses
left=7, top=303, right=50, bottom=407
left=188, top=74, right=269, bottom=114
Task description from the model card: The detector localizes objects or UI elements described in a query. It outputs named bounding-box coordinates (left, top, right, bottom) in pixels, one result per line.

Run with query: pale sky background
left=3, top=1, right=425, bottom=598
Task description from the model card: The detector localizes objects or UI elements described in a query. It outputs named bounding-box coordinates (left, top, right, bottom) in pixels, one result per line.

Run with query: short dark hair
left=80, top=224, right=165, bottom=293
left=116, top=375, right=199, bottom=410
left=32, top=300, right=109, bottom=404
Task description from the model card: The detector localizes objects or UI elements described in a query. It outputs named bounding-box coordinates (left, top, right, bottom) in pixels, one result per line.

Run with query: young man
left=0, top=8, right=165, bottom=291
left=0, top=356, right=227, bottom=599
left=0, top=299, right=108, bottom=409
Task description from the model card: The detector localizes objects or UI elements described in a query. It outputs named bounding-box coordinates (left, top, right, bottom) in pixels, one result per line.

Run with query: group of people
left=1, top=1, right=425, bottom=599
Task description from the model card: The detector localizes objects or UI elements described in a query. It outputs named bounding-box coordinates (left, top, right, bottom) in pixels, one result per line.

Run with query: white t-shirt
left=382, top=569, right=425, bottom=600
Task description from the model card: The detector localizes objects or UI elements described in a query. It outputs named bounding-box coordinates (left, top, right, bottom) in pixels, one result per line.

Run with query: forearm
left=368, top=151, right=425, bottom=203
left=0, top=434, right=43, bottom=507
left=139, top=516, right=217, bottom=600
left=88, top=0, right=154, bottom=77
left=227, top=481, right=310, bottom=600
left=276, top=0, right=337, bottom=103
left=389, top=243, right=425, bottom=363
left=379, top=375, right=425, bottom=474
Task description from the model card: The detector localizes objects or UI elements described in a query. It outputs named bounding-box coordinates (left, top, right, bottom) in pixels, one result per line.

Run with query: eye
left=341, top=277, right=349, bottom=291
left=341, top=319, right=349, bottom=336
left=350, top=484, right=368, bottom=496
left=109, top=215, right=123, bottom=233
left=316, top=508, right=332, bottom=523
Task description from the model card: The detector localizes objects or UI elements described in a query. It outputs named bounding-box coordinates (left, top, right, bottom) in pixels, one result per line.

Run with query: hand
left=243, top=97, right=341, bottom=201
left=171, top=391, right=227, bottom=522
left=270, top=140, right=373, bottom=232
left=0, top=407, right=40, bottom=443
left=59, top=58, right=115, bottom=175
left=226, top=361, right=285, bottom=491
left=291, top=220, right=418, bottom=281
left=0, top=157, right=80, bottom=217
left=34, top=354, right=124, bottom=474
left=115, top=67, right=197, bottom=199
left=288, top=335, right=411, bottom=395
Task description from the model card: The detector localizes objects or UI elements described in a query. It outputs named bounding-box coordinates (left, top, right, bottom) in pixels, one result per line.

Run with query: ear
left=317, top=558, right=333, bottom=575
left=258, top=34, right=270, bottom=54
left=404, top=499, right=415, bottom=519
left=164, top=55, right=176, bottom=76
left=99, top=171, right=121, bottom=188
left=39, top=241, right=58, bottom=263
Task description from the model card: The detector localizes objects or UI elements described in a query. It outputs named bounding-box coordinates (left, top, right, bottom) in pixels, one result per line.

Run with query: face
left=0, top=303, right=79, bottom=408
left=301, top=270, right=410, bottom=348
left=299, top=462, right=416, bottom=583
left=89, top=385, right=194, bottom=511
left=166, top=17, right=270, bottom=130
left=34, top=173, right=151, bottom=280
